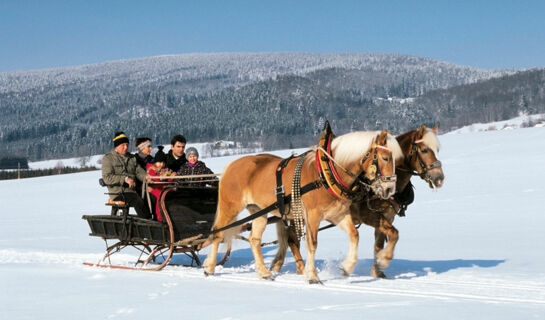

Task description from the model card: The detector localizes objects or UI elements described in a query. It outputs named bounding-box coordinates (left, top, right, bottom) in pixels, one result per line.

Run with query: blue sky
left=1, top=0, right=544, bottom=72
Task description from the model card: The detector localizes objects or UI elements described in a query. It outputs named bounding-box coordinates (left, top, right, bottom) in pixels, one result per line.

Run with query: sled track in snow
left=165, top=266, right=545, bottom=306
left=3, top=249, right=544, bottom=306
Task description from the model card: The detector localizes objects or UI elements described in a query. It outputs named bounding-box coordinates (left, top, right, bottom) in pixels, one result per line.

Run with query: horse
left=202, top=128, right=403, bottom=284
left=283, top=124, right=444, bottom=278
left=355, top=124, right=444, bottom=278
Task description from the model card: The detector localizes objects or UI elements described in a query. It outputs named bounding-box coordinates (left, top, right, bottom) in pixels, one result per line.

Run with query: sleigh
left=82, top=175, right=232, bottom=270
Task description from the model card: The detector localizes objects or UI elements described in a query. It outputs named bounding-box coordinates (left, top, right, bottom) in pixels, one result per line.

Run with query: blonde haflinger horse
left=203, top=123, right=403, bottom=284
left=282, top=124, right=444, bottom=278
left=351, top=124, right=444, bottom=278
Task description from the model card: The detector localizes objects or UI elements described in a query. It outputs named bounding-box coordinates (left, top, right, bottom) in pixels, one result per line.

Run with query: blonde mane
left=330, top=131, right=403, bottom=168
left=421, top=129, right=440, bottom=155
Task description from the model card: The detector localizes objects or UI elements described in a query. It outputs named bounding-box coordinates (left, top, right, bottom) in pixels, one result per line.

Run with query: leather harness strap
left=275, top=155, right=295, bottom=221
left=207, top=179, right=321, bottom=236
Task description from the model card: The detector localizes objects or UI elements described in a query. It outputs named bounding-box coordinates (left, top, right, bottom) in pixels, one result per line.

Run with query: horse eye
left=421, top=148, right=429, bottom=154
left=382, top=156, right=390, bottom=162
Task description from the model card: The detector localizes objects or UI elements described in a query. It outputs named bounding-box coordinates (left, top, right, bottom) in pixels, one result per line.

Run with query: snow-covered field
left=448, top=113, right=545, bottom=134
left=1, top=127, right=545, bottom=319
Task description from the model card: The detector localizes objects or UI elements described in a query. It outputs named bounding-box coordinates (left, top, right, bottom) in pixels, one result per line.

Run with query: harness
left=314, top=121, right=363, bottom=200
left=207, top=122, right=395, bottom=238
left=207, top=153, right=321, bottom=237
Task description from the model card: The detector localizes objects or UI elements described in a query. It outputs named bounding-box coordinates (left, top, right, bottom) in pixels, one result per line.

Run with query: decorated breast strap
left=315, top=121, right=359, bottom=200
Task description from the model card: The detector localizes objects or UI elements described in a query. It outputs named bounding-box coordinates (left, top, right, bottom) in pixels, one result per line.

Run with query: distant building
left=0, top=157, right=29, bottom=170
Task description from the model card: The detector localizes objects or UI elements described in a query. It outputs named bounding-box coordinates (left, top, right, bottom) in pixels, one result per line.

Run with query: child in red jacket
left=146, top=146, right=174, bottom=221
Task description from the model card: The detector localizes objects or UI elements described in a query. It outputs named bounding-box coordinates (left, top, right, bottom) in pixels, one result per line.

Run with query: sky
left=1, top=0, right=544, bottom=72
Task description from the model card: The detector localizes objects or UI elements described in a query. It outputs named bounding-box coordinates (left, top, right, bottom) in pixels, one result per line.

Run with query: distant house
left=0, top=157, right=29, bottom=170
left=214, top=140, right=236, bottom=148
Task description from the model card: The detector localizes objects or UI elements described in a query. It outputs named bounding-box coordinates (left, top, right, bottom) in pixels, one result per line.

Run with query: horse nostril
left=385, top=187, right=393, bottom=198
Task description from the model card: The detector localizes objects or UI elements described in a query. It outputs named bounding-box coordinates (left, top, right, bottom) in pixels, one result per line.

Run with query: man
left=166, top=134, right=187, bottom=172
left=102, top=131, right=151, bottom=219
left=134, top=137, right=153, bottom=170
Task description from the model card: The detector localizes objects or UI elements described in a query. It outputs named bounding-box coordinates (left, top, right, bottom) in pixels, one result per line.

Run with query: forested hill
left=0, top=52, right=519, bottom=160
left=409, top=68, right=545, bottom=130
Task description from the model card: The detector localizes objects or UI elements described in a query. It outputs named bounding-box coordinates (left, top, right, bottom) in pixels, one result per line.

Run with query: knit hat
left=113, top=131, right=130, bottom=147
left=185, top=147, right=199, bottom=158
left=153, top=146, right=167, bottom=163
left=135, top=137, right=152, bottom=151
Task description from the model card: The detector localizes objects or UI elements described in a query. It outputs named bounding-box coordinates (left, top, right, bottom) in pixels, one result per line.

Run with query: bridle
left=315, top=136, right=396, bottom=201
left=399, top=133, right=442, bottom=183
left=358, top=138, right=397, bottom=192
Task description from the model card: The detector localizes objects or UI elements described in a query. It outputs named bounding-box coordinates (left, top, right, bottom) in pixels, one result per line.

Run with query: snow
left=1, top=128, right=545, bottom=319
left=448, top=113, right=545, bottom=134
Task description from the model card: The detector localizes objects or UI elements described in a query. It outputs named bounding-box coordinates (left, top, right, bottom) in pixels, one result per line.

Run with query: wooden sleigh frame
left=83, top=174, right=231, bottom=271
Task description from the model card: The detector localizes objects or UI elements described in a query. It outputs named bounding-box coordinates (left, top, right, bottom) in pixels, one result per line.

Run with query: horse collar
left=315, top=130, right=360, bottom=201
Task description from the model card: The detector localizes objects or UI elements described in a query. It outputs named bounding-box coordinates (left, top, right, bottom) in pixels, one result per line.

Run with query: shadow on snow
left=168, top=246, right=505, bottom=280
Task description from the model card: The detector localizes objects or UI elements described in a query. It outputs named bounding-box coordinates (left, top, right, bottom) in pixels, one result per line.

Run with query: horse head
left=405, top=124, right=444, bottom=189
left=360, top=130, right=400, bottom=199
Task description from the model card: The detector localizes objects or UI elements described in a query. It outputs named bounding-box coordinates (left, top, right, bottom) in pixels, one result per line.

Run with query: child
left=146, top=146, right=174, bottom=221
left=177, top=147, right=218, bottom=186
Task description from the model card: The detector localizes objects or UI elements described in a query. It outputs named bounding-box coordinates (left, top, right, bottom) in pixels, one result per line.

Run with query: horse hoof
left=371, top=268, right=387, bottom=279
left=308, top=278, right=324, bottom=285
left=339, top=267, right=350, bottom=278
left=262, top=275, right=275, bottom=281
left=204, top=271, right=210, bottom=277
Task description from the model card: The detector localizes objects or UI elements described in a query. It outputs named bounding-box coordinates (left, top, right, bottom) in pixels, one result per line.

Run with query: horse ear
left=387, top=130, right=392, bottom=135
left=377, top=130, right=388, bottom=145
left=417, top=124, right=426, bottom=138
left=323, top=120, right=331, bottom=133
left=432, top=124, right=439, bottom=134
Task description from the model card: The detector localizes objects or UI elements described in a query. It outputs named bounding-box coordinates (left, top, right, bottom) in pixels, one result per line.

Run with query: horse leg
left=287, top=224, right=305, bottom=275
left=270, top=221, right=288, bottom=273
left=373, top=214, right=399, bottom=279
left=336, top=214, right=359, bottom=277
left=371, top=228, right=387, bottom=278
left=203, top=232, right=224, bottom=276
left=303, top=210, right=321, bottom=284
left=202, top=201, right=241, bottom=276
left=249, top=215, right=273, bottom=280
left=271, top=222, right=305, bottom=274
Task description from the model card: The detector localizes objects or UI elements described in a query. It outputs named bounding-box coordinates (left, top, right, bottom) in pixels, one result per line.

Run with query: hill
left=0, top=52, right=514, bottom=160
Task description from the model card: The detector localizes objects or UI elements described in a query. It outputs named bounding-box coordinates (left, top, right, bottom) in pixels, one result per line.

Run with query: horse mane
left=330, top=131, right=403, bottom=168
left=421, top=129, right=440, bottom=154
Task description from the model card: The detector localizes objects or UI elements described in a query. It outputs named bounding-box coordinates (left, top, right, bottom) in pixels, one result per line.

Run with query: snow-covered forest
left=1, top=52, right=523, bottom=161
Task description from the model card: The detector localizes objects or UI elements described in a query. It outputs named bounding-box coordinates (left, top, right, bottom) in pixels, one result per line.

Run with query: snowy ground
left=1, top=128, right=545, bottom=319
left=448, top=113, right=545, bottom=134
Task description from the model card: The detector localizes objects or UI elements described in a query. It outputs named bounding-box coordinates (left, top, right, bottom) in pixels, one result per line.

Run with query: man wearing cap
left=102, top=131, right=151, bottom=219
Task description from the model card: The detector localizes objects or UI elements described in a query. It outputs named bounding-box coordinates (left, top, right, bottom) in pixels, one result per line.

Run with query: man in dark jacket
left=102, top=132, right=151, bottom=219
left=166, top=134, right=187, bottom=172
